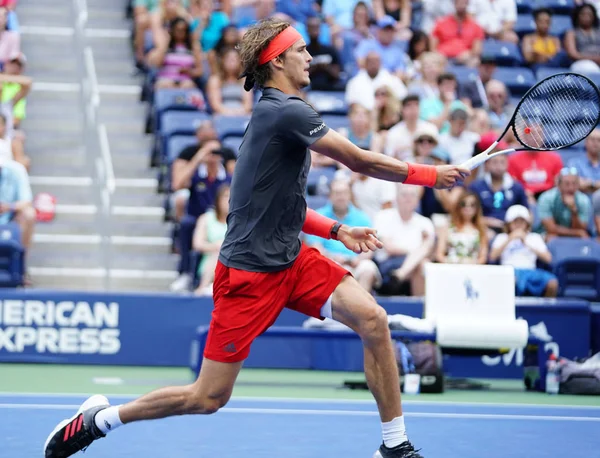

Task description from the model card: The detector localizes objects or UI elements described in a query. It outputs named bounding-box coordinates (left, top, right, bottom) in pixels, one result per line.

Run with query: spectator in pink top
left=0, top=7, right=19, bottom=65
left=148, top=17, right=204, bottom=89
left=431, top=0, right=485, bottom=67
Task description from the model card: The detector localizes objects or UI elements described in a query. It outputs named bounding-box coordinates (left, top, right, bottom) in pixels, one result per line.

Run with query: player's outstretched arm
left=311, top=129, right=469, bottom=189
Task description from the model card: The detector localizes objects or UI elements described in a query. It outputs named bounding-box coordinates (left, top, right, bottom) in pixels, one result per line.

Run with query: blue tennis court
left=2, top=393, right=599, bottom=457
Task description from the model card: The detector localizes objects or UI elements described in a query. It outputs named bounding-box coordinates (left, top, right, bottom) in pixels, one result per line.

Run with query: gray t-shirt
left=218, top=87, right=330, bottom=272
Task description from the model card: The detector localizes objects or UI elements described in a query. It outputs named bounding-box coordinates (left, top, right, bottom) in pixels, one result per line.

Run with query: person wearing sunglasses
left=537, top=167, right=593, bottom=240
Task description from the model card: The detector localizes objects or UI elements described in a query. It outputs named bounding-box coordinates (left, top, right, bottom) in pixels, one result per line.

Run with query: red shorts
left=205, top=244, right=350, bottom=363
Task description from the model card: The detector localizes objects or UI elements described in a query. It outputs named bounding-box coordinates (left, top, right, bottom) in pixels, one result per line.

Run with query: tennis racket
left=461, top=72, right=600, bottom=171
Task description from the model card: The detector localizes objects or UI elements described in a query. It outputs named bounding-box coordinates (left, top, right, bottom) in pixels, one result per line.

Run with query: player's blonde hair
left=238, top=18, right=291, bottom=91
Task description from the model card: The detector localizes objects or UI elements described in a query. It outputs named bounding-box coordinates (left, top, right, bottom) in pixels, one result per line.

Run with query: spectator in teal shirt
left=305, top=178, right=381, bottom=292
left=419, top=73, right=467, bottom=134
left=0, top=158, right=35, bottom=251
left=190, top=0, right=230, bottom=52
left=537, top=167, right=593, bottom=239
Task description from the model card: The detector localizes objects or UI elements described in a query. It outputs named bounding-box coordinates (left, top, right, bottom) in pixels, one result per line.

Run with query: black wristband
left=330, top=222, right=342, bottom=240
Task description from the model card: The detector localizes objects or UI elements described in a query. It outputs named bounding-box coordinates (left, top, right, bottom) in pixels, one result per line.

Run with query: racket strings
left=513, top=74, right=600, bottom=150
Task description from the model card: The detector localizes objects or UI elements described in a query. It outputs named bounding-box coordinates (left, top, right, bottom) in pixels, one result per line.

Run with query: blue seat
left=514, top=14, right=535, bottom=38
left=222, top=135, right=244, bottom=156
left=548, top=237, right=600, bottom=300
left=306, top=91, right=348, bottom=115
left=482, top=40, right=524, bottom=67
left=494, top=67, right=536, bottom=96
left=306, top=194, right=329, bottom=210
left=307, top=167, right=337, bottom=196
left=581, top=72, right=600, bottom=89
left=560, top=148, right=583, bottom=165
left=167, top=135, right=197, bottom=163
left=322, top=114, right=350, bottom=132
left=549, top=15, right=572, bottom=38
left=152, top=89, right=205, bottom=133
left=515, top=0, right=532, bottom=13
left=158, top=111, right=211, bottom=163
left=536, top=67, right=566, bottom=81
left=0, top=223, right=24, bottom=287
left=213, top=114, right=251, bottom=139
left=537, top=0, right=575, bottom=14
left=447, top=64, right=478, bottom=84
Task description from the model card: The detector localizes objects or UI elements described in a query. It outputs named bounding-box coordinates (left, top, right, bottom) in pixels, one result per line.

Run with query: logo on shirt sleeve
left=309, top=123, right=326, bottom=136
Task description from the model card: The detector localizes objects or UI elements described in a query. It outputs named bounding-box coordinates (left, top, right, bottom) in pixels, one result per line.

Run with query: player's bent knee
left=358, top=303, right=389, bottom=341
left=186, top=391, right=231, bottom=415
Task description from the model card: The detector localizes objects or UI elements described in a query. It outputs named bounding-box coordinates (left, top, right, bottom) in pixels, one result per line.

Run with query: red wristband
left=303, top=208, right=337, bottom=239
left=404, top=163, right=437, bottom=187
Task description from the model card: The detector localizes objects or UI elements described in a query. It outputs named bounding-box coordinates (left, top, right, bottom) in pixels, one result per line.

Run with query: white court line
left=0, top=403, right=598, bottom=422
left=1, top=393, right=600, bottom=411
left=31, top=82, right=140, bottom=95
left=20, top=26, right=130, bottom=38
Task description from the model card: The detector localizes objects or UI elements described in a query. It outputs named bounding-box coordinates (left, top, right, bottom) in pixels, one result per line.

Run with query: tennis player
left=44, top=19, right=468, bottom=458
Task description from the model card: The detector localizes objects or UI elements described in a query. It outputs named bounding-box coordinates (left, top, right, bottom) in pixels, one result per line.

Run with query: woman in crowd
left=564, top=3, right=600, bottom=74
left=206, top=47, right=253, bottom=115
left=207, top=24, right=241, bottom=74
left=436, top=190, right=488, bottom=265
left=193, top=184, right=230, bottom=295
left=407, top=51, right=446, bottom=100
left=338, top=103, right=381, bottom=151
left=150, top=0, right=190, bottom=51
left=148, top=17, right=204, bottom=89
left=522, top=8, right=562, bottom=68
left=374, top=85, right=400, bottom=137
left=489, top=205, right=558, bottom=297
left=372, top=0, right=412, bottom=40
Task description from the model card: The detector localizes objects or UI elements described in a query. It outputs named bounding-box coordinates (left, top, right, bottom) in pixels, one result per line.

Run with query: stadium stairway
left=18, top=0, right=178, bottom=291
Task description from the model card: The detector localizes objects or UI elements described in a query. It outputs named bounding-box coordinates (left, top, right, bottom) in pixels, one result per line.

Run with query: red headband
left=258, top=26, right=302, bottom=65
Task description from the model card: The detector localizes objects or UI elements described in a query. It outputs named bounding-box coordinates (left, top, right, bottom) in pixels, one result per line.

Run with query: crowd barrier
left=0, top=289, right=594, bottom=379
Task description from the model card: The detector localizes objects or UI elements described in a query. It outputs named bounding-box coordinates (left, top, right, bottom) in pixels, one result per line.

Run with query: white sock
left=94, top=406, right=123, bottom=434
left=382, top=416, right=408, bottom=449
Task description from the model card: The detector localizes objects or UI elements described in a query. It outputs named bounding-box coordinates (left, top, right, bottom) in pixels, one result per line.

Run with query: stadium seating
left=307, top=167, right=336, bottom=195
left=212, top=114, right=251, bottom=139
left=151, top=88, right=205, bottom=133
left=0, top=223, right=25, bottom=287
left=548, top=237, right=600, bottom=301
left=482, top=40, right=524, bottom=67
left=306, top=194, right=328, bottom=210
left=156, top=111, right=211, bottom=166
left=306, top=91, right=348, bottom=115
left=494, top=67, right=536, bottom=96
left=222, top=135, right=244, bottom=155
left=542, top=0, right=576, bottom=15
left=322, top=114, right=350, bottom=132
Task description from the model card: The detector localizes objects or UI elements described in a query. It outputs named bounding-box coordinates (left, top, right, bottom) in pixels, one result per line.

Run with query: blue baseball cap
left=377, top=15, right=397, bottom=29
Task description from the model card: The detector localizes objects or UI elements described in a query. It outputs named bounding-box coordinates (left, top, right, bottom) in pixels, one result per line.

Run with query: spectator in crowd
left=564, top=3, right=600, bottom=74
left=490, top=205, right=558, bottom=297
left=171, top=121, right=235, bottom=222
left=372, top=184, right=435, bottom=296
left=421, top=0, right=455, bottom=34
left=345, top=51, right=407, bottom=111
left=150, top=0, right=190, bottom=52
left=469, top=108, right=492, bottom=135
left=431, top=0, right=485, bottom=66
left=537, top=167, right=592, bottom=240
left=436, top=190, right=488, bottom=264
left=306, top=16, right=343, bottom=91
left=373, top=84, right=401, bottom=133
left=323, top=0, right=373, bottom=33
left=349, top=170, right=396, bottom=222
left=420, top=72, right=468, bottom=133
left=485, top=79, right=513, bottom=131
left=171, top=143, right=232, bottom=292
left=206, top=48, right=253, bottom=115
left=335, top=1, right=375, bottom=51
left=193, top=183, right=230, bottom=295
left=569, top=128, right=600, bottom=195
left=0, top=72, right=32, bottom=171
left=133, top=0, right=158, bottom=65
left=338, top=103, right=381, bottom=151
left=438, top=106, right=480, bottom=164
left=0, top=6, right=19, bottom=65
left=458, top=55, right=497, bottom=109
left=190, top=0, right=230, bottom=52
left=407, top=51, right=446, bottom=100
left=355, top=15, right=411, bottom=78
left=469, top=136, right=528, bottom=235
left=147, top=17, right=204, bottom=90
left=0, top=156, right=34, bottom=255
left=404, top=30, right=431, bottom=80
left=409, top=122, right=439, bottom=164
left=1, top=1, right=18, bottom=32
left=2, top=52, right=27, bottom=129
left=417, top=146, right=463, bottom=224
left=385, top=94, right=437, bottom=161
left=305, top=179, right=381, bottom=292
left=207, top=24, right=240, bottom=74
left=223, top=0, right=276, bottom=31
left=468, top=0, right=518, bottom=44
left=522, top=8, right=563, bottom=68
left=372, top=0, right=412, bottom=40
left=508, top=138, right=563, bottom=200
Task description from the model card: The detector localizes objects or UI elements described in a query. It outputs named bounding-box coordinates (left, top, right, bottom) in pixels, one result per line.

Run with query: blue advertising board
left=0, top=289, right=592, bottom=379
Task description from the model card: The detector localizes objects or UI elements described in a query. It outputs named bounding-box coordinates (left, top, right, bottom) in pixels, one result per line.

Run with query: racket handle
left=461, top=142, right=515, bottom=171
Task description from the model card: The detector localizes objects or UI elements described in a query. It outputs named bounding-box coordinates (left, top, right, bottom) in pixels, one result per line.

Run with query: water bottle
left=545, top=353, right=560, bottom=395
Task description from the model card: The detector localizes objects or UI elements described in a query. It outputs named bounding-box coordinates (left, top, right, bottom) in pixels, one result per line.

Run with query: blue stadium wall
left=0, top=289, right=597, bottom=380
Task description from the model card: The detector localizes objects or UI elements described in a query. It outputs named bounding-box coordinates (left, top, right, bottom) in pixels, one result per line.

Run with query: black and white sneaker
left=374, top=441, right=424, bottom=458
left=43, top=395, right=109, bottom=458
